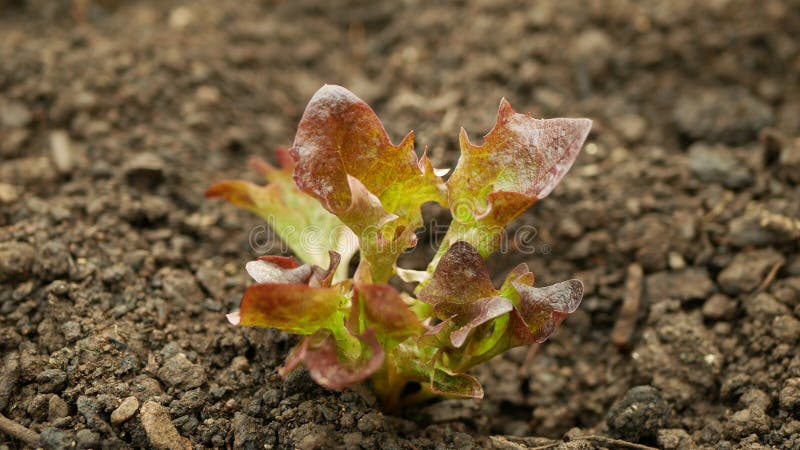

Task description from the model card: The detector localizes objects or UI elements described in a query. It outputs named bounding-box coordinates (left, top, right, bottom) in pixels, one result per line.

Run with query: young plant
left=207, top=85, right=591, bottom=410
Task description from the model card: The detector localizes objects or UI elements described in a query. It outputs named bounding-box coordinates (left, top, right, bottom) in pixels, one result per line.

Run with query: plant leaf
left=291, top=85, right=447, bottom=282
left=508, top=279, right=584, bottom=345
left=417, top=241, right=497, bottom=317
left=278, top=328, right=385, bottom=390
left=350, top=284, right=425, bottom=343
left=429, top=368, right=483, bottom=399
left=232, top=283, right=346, bottom=334
left=438, top=100, right=591, bottom=259
left=205, top=149, right=357, bottom=281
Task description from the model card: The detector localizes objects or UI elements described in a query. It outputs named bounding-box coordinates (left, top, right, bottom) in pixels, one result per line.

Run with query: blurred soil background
left=1, top=0, right=800, bottom=448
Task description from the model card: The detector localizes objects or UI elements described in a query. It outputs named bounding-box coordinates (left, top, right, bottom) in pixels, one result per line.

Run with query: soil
left=1, top=0, right=800, bottom=449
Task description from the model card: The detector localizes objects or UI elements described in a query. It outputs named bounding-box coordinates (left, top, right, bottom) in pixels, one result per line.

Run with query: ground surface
left=1, top=0, right=800, bottom=449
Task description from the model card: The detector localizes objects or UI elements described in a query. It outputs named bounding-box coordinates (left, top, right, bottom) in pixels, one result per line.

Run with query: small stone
left=195, top=263, right=225, bottom=300
left=776, top=136, right=800, bottom=184
left=740, top=389, right=771, bottom=411
left=606, top=386, right=670, bottom=441
left=48, top=395, right=70, bottom=421
left=168, top=6, right=194, bottom=29
left=39, top=241, right=72, bottom=280
left=745, top=292, right=790, bottom=320
left=0, top=242, right=36, bottom=283
left=657, top=428, right=694, bottom=450
left=772, top=315, right=800, bottom=344
left=667, top=252, right=686, bottom=270
left=232, top=412, right=263, bottom=449
left=159, top=268, right=205, bottom=306
left=27, top=393, right=50, bottom=422
left=780, top=378, right=800, bottom=416
left=674, top=87, right=774, bottom=145
left=49, top=130, right=73, bottom=174
left=124, top=152, right=166, bottom=188
left=75, top=429, right=100, bottom=449
left=702, top=294, right=737, bottom=321
left=342, top=432, right=364, bottom=448
left=725, top=406, right=771, bottom=438
left=110, top=396, right=140, bottom=425
left=570, top=29, right=613, bottom=78
left=717, top=249, right=785, bottom=295
left=157, top=354, right=206, bottom=390
left=688, top=143, right=752, bottom=189
left=615, top=113, right=648, bottom=143
left=356, top=412, right=384, bottom=433
left=728, top=208, right=796, bottom=247
left=36, top=369, right=67, bottom=394
left=140, top=401, right=188, bottom=450
left=0, top=183, right=19, bottom=204
left=0, top=128, right=30, bottom=158
left=1, top=100, right=32, bottom=127
left=39, top=427, right=74, bottom=450
left=646, top=268, right=716, bottom=303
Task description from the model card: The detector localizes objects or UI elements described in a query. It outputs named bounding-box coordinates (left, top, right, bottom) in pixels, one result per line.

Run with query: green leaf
left=435, top=100, right=591, bottom=262
left=206, top=149, right=357, bottom=281
left=291, top=85, right=447, bottom=282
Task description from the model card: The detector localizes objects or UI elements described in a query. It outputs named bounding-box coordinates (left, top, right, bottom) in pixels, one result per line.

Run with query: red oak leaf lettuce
left=207, top=85, right=591, bottom=409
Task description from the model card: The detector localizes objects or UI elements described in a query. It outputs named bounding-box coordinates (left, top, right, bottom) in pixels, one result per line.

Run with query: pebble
left=0, top=100, right=32, bottom=127
left=36, top=368, right=67, bottom=394
left=772, top=315, right=800, bottom=344
left=645, top=268, right=716, bottom=303
left=688, top=143, right=752, bottom=189
left=111, top=396, right=140, bottom=425
left=702, top=294, right=737, bottom=321
left=0, top=128, right=29, bottom=157
left=745, top=292, right=790, bottom=321
left=614, top=113, right=648, bottom=143
left=48, top=395, right=70, bottom=421
left=124, top=152, right=166, bottom=188
left=728, top=207, right=796, bottom=247
left=674, top=87, right=774, bottom=145
left=75, top=429, right=100, bottom=449
left=49, top=130, right=73, bottom=174
left=0, top=241, right=36, bottom=283
left=195, top=263, right=226, bottom=300
left=740, top=388, right=771, bottom=411
left=725, top=406, right=771, bottom=438
left=780, top=378, right=800, bottom=415
left=159, top=268, right=205, bottom=306
left=140, top=401, right=188, bottom=450
left=0, top=183, right=20, bottom=204
left=232, top=412, right=263, bottom=449
left=39, top=427, right=74, bottom=450
left=606, top=386, right=670, bottom=441
left=657, top=428, right=695, bottom=450
left=717, top=248, right=784, bottom=295
left=157, top=353, right=206, bottom=390
left=39, top=241, right=72, bottom=280
left=570, top=28, right=613, bottom=78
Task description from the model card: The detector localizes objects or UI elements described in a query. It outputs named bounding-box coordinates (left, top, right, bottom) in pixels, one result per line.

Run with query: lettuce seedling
left=207, top=85, right=591, bottom=410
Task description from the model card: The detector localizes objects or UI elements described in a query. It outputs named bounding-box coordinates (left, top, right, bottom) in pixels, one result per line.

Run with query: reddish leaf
left=278, top=328, right=385, bottom=390
left=351, top=284, right=425, bottom=342
left=233, top=284, right=345, bottom=334
left=437, top=100, right=591, bottom=259
left=418, top=241, right=497, bottom=315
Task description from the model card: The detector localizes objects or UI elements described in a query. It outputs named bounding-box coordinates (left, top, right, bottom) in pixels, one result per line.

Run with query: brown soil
left=1, top=0, right=799, bottom=449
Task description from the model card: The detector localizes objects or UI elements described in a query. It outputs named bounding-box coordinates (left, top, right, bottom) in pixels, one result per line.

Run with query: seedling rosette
left=207, top=85, right=591, bottom=410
